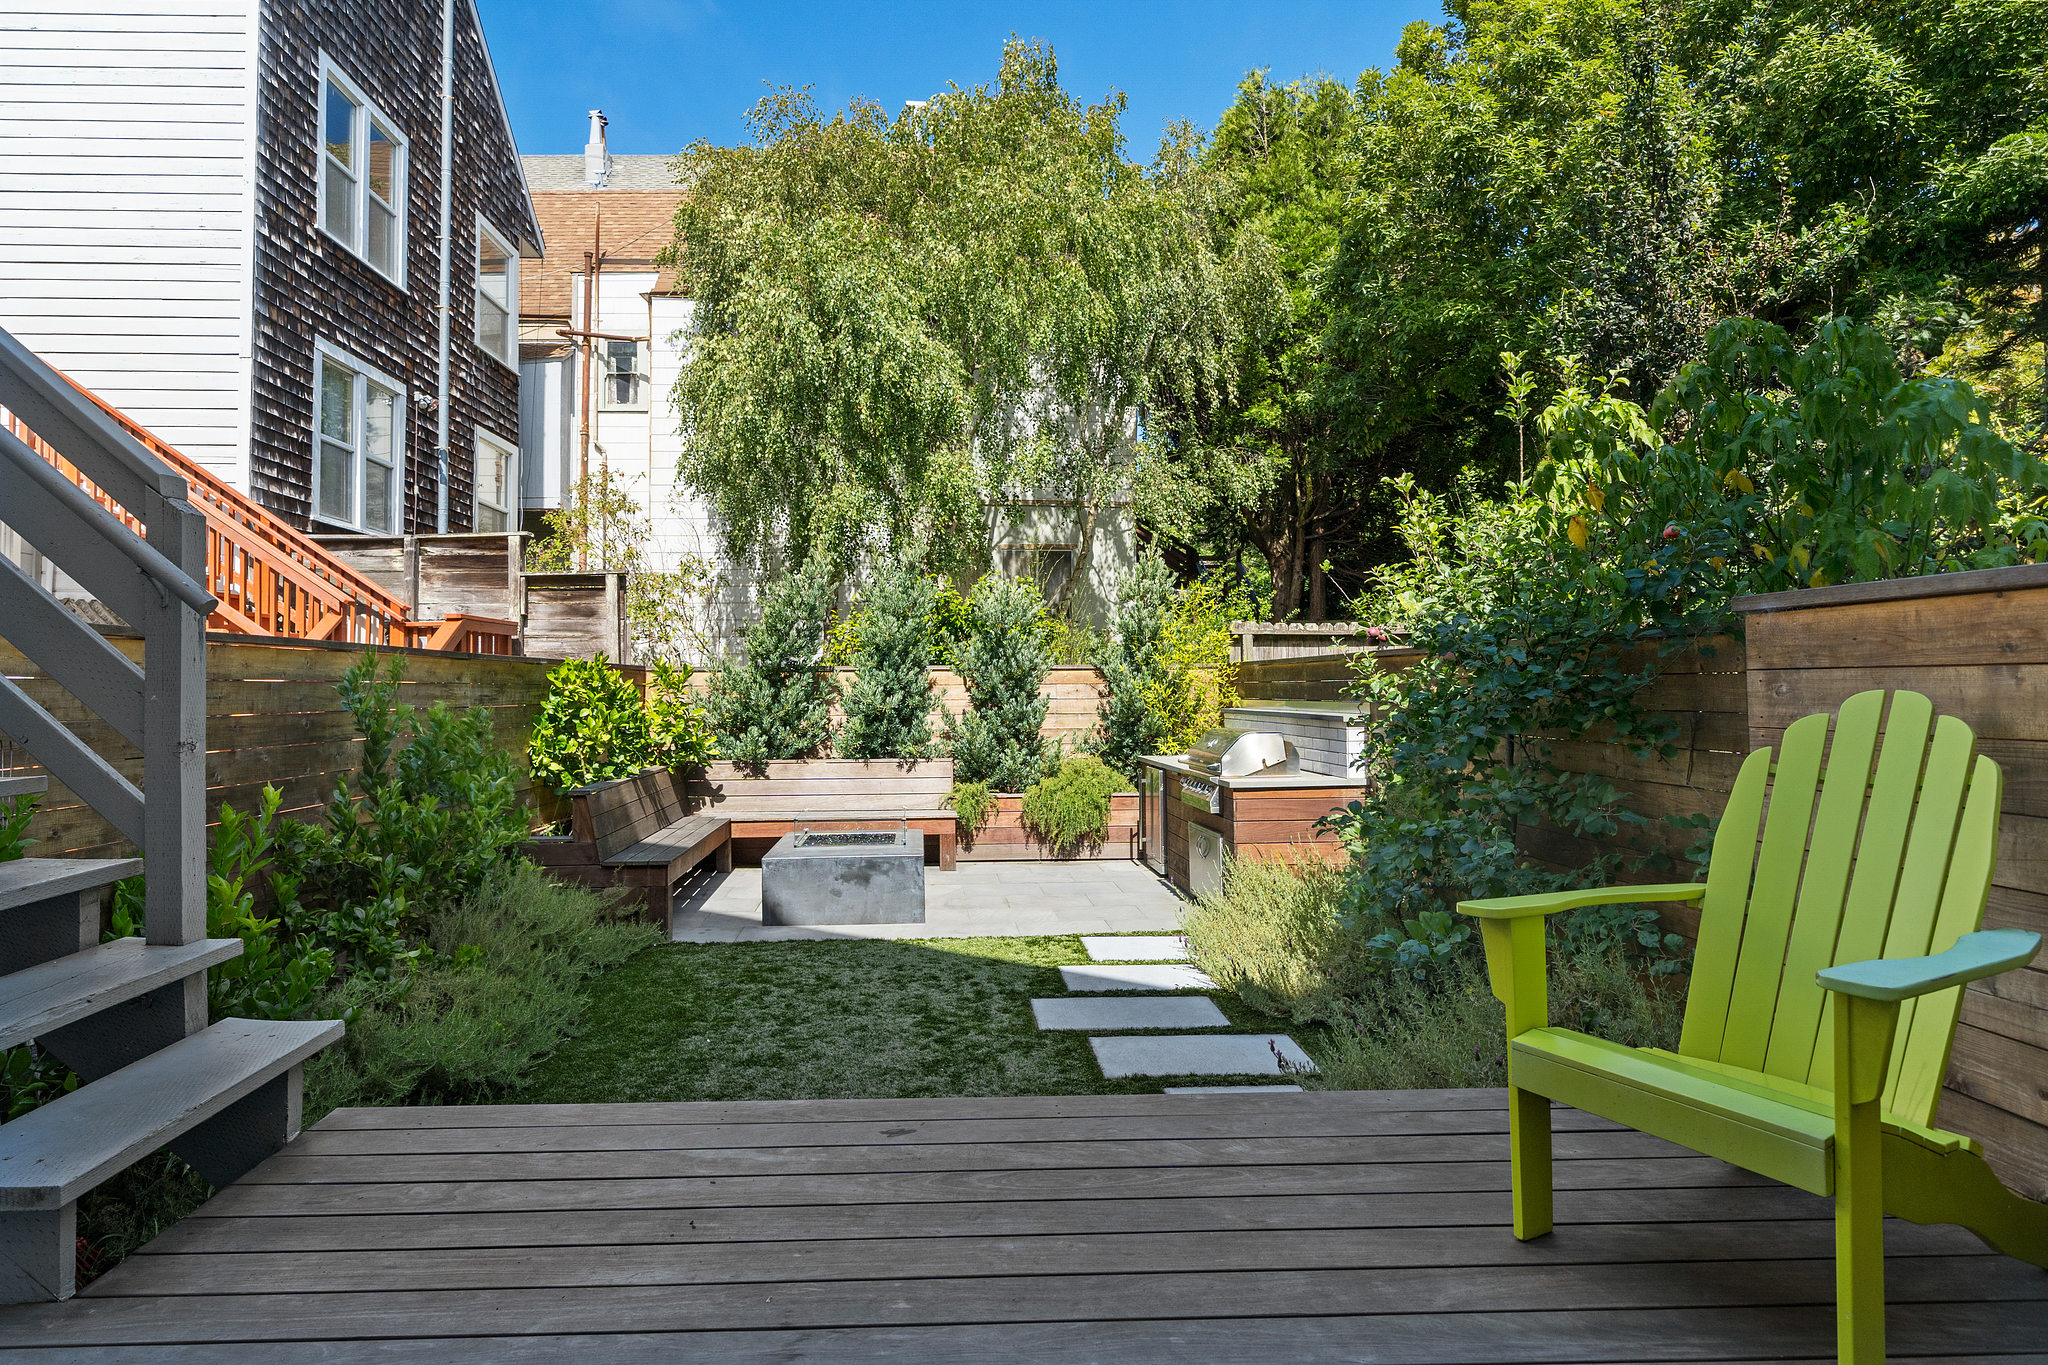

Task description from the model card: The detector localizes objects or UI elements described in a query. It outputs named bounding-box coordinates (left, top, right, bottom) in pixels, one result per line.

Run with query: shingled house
left=0, top=0, right=541, bottom=537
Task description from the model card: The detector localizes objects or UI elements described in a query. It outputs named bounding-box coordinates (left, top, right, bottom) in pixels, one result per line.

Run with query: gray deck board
left=2, top=1090, right=2040, bottom=1359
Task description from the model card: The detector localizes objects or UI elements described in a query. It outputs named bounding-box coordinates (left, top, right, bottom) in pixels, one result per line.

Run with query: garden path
left=668, top=861, right=1183, bottom=941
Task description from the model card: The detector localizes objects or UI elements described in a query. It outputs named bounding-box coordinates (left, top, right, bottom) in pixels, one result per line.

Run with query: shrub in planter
left=838, top=557, right=939, bottom=758
left=706, top=555, right=840, bottom=765
left=948, top=779, right=995, bottom=837
left=945, top=575, right=1055, bottom=793
left=646, top=662, right=717, bottom=770
left=528, top=655, right=653, bottom=791
left=1020, top=755, right=1132, bottom=855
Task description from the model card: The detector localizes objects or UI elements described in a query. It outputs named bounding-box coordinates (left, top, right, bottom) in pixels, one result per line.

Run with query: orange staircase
left=3, top=378, right=517, bottom=655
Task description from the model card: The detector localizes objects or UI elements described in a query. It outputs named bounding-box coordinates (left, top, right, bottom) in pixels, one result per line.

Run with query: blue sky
left=477, top=1, right=1444, bottom=158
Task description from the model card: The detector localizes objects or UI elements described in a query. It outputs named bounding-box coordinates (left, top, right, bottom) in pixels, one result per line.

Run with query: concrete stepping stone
left=1081, top=935, right=1189, bottom=962
left=1090, top=1033, right=1318, bottom=1079
left=1058, top=964, right=1216, bottom=993
left=1031, top=996, right=1228, bottom=1031
left=1164, top=1085, right=1305, bottom=1094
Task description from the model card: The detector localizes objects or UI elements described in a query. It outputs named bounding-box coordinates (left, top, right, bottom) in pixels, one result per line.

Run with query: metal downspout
left=434, top=0, right=455, bottom=532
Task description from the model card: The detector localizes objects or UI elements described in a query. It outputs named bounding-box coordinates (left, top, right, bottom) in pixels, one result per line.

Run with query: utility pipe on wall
left=433, top=0, right=455, bottom=532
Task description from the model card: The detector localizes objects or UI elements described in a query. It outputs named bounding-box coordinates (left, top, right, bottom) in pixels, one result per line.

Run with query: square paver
left=1081, top=935, right=1190, bottom=962
left=1030, top=996, right=1229, bottom=1031
left=1089, top=1034, right=1318, bottom=1078
left=1162, top=1084, right=1305, bottom=1094
left=1058, top=964, right=1217, bottom=993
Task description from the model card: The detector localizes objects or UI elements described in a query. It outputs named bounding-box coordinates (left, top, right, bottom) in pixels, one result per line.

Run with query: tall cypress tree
left=1092, top=548, right=1176, bottom=778
left=705, top=556, right=840, bottom=765
left=838, top=558, right=939, bottom=759
left=945, top=576, right=1054, bottom=793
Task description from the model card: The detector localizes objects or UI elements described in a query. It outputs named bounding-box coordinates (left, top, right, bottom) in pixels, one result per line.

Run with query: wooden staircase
left=0, top=333, right=515, bottom=654
left=0, top=327, right=342, bottom=1301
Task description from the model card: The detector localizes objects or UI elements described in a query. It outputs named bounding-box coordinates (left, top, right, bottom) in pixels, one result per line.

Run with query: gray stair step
left=0, top=937, right=243, bottom=1050
left=0, top=858, right=140, bottom=913
left=0, top=1016, right=342, bottom=1209
left=0, top=776, right=48, bottom=800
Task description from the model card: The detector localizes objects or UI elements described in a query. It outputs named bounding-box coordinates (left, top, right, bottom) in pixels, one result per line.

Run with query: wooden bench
left=525, top=770, right=732, bottom=930
left=681, top=761, right=958, bottom=870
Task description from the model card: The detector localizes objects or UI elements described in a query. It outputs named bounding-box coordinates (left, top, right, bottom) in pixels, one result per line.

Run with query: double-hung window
left=313, top=344, right=402, bottom=533
left=318, top=56, right=406, bottom=284
left=598, top=338, right=649, bottom=410
left=475, top=218, right=518, bottom=368
left=474, top=430, right=516, bottom=532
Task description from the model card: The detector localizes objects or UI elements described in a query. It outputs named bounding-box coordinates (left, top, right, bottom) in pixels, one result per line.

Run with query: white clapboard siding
left=0, top=0, right=259, bottom=487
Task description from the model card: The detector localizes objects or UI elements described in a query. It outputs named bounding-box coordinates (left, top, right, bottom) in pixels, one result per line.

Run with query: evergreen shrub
left=838, top=557, right=940, bottom=758
left=1091, top=548, right=1176, bottom=777
left=706, top=556, right=841, bottom=766
left=945, top=575, right=1055, bottom=792
left=1020, top=755, right=1132, bottom=854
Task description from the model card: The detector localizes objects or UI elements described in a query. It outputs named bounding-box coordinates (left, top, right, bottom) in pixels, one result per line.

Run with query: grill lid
left=1186, top=728, right=1300, bottom=778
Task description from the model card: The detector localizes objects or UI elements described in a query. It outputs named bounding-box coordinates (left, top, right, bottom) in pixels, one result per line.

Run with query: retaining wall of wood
left=0, top=632, right=564, bottom=860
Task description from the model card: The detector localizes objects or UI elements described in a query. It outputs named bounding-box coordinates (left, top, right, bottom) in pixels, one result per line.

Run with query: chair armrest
left=1457, top=883, right=1707, bottom=922
left=1817, top=929, right=2041, bottom=1003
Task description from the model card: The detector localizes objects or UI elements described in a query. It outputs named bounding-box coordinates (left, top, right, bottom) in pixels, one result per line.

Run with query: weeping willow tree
left=664, top=39, right=1270, bottom=614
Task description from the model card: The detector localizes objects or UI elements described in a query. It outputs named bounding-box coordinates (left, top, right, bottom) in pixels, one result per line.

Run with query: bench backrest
left=683, top=760, right=955, bottom=817
left=570, top=769, right=688, bottom=861
left=1678, top=689, right=2001, bottom=1126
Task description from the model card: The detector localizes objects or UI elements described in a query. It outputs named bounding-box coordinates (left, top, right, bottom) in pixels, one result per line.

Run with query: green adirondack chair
left=1458, top=689, right=2047, bottom=1363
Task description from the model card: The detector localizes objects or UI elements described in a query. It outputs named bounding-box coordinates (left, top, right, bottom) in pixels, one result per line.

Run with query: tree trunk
left=1307, top=535, right=1327, bottom=620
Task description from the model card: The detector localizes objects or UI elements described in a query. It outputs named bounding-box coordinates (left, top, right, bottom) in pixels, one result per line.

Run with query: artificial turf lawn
left=512, top=934, right=1307, bottom=1103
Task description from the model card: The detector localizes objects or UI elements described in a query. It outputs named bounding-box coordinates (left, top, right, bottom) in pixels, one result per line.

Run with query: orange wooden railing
left=2, top=378, right=519, bottom=654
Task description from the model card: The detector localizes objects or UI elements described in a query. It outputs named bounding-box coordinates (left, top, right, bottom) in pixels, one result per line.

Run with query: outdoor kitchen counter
left=1136, top=755, right=1368, bottom=896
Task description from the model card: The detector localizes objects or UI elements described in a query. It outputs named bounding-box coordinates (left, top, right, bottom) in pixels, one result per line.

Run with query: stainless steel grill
left=1185, top=728, right=1299, bottom=778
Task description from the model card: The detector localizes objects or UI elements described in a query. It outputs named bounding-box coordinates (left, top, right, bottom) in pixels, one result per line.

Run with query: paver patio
left=669, top=862, right=1183, bottom=941
left=4, top=1089, right=2038, bottom=1359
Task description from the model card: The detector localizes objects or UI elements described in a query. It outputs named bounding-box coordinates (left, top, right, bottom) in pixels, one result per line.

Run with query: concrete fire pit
left=760, top=825, right=926, bottom=926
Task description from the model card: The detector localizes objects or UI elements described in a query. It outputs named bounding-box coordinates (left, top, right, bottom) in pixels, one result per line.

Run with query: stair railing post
left=141, top=489, right=208, bottom=950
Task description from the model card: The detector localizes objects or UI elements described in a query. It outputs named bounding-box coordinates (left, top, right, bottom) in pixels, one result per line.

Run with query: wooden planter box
left=958, top=792, right=1140, bottom=862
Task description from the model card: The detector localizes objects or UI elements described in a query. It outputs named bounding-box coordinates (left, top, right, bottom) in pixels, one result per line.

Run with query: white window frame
left=597, top=337, right=651, bottom=412
left=311, top=340, right=406, bottom=534
left=473, top=428, right=517, bottom=532
left=474, top=214, right=519, bottom=372
left=316, top=54, right=408, bottom=289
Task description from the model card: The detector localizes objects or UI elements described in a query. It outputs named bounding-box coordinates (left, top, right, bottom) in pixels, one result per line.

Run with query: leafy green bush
left=838, top=557, right=939, bottom=759
left=204, top=789, right=335, bottom=1020
left=0, top=792, right=38, bottom=861
left=276, top=651, right=527, bottom=970
left=948, top=780, right=995, bottom=836
left=705, top=556, right=841, bottom=765
left=945, top=575, right=1055, bottom=792
left=1020, top=755, right=1132, bottom=855
left=304, top=860, right=660, bottom=1113
left=528, top=655, right=653, bottom=791
left=646, top=662, right=717, bottom=770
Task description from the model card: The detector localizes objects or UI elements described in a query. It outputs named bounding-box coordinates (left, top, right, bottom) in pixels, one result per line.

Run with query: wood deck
left=1, top=1089, right=2043, bottom=1360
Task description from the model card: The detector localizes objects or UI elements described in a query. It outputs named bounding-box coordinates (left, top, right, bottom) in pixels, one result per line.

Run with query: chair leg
left=1508, top=1084, right=1553, bottom=1240
left=1835, top=1099, right=1886, bottom=1363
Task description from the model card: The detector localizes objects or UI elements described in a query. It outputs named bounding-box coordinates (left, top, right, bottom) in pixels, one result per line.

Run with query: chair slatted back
left=1677, top=690, right=2002, bottom=1125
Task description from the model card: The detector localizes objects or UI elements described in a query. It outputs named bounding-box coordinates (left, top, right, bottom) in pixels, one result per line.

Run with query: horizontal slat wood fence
left=1736, top=566, right=2048, bottom=1201
left=0, top=632, right=562, bottom=861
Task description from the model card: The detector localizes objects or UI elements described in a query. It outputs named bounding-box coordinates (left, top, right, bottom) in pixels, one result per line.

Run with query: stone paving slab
left=669, top=865, right=1185, bottom=942
left=1081, top=935, right=1190, bottom=962
left=1058, top=963, right=1217, bottom=993
left=1029, top=996, right=1229, bottom=1031
left=1162, top=1084, right=1306, bottom=1094
left=1090, top=1033, right=1319, bottom=1078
